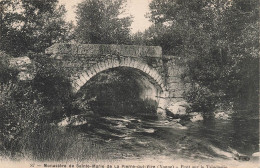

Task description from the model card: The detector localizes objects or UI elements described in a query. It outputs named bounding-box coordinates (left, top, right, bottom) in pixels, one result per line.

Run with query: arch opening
left=73, top=67, right=165, bottom=117
left=71, top=58, right=167, bottom=93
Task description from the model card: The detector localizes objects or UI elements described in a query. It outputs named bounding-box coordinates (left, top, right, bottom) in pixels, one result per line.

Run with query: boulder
left=251, top=152, right=260, bottom=161
left=166, top=101, right=190, bottom=116
left=157, top=107, right=167, bottom=118
left=214, top=111, right=232, bottom=120
left=214, top=111, right=230, bottom=120
left=252, top=152, right=260, bottom=157
left=17, top=71, right=35, bottom=81
left=9, top=56, right=31, bottom=70
left=8, top=56, right=36, bottom=81
left=58, top=115, right=89, bottom=127
left=189, top=112, right=203, bottom=122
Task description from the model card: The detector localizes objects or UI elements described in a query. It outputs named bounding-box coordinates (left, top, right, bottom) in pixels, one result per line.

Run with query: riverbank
left=0, top=155, right=259, bottom=168
left=1, top=114, right=258, bottom=166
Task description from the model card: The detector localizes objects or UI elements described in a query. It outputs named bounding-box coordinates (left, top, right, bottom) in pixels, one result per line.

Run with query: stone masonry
left=45, top=43, right=188, bottom=110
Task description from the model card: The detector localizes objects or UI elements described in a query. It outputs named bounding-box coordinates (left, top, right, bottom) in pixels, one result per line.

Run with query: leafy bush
left=184, top=85, right=219, bottom=118
left=0, top=82, right=48, bottom=158
left=22, top=124, right=101, bottom=161
left=33, top=54, right=72, bottom=117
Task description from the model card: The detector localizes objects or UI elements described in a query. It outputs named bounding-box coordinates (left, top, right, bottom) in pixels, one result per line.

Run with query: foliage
left=0, top=51, right=18, bottom=83
left=75, top=0, right=132, bottom=44
left=0, top=55, right=73, bottom=159
left=146, top=0, right=259, bottom=114
left=0, top=81, right=48, bottom=158
left=0, top=0, right=72, bottom=57
left=33, top=54, right=72, bottom=115
left=184, top=84, right=222, bottom=117
left=22, top=124, right=106, bottom=161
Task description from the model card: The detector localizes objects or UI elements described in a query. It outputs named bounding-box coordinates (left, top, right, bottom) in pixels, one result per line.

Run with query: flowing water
left=64, top=112, right=259, bottom=165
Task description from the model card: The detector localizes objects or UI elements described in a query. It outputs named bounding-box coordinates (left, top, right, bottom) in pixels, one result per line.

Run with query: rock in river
left=189, top=112, right=203, bottom=122
left=166, top=101, right=190, bottom=116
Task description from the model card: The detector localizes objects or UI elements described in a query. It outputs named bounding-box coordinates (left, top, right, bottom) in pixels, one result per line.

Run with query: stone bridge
left=44, top=43, right=189, bottom=114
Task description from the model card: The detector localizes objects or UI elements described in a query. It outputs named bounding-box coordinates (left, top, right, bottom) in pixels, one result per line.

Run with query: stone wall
left=45, top=43, right=162, bottom=57
left=45, top=43, right=164, bottom=77
left=163, top=55, right=190, bottom=103
left=45, top=43, right=165, bottom=90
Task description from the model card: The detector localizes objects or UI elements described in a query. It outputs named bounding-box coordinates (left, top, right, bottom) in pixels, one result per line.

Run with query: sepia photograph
left=0, top=0, right=259, bottom=168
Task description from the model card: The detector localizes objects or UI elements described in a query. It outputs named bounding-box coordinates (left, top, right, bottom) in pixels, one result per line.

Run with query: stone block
left=106, top=60, right=113, bottom=69
left=167, top=76, right=182, bottom=83
left=62, top=61, right=80, bottom=68
left=148, top=69, right=157, bottom=79
left=86, top=68, right=93, bottom=76
left=94, top=63, right=101, bottom=73
left=112, top=59, right=120, bottom=68
left=124, top=58, right=130, bottom=66
left=110, top=59, right=115, bottom=68
left=132, top=60, right=139, bottom=69
left=156, top=78, right=164, bottom=87
left=169, top=89, right=184, bottom=98
left=79, top=79, right=86, bottom=87
left=71, top=81, right=80, bottom=91
left=86, top=71, right=94, bottom=79
left=167, top=68, right=181, bottom=76
left=45, top=43, right=77, bottom=55
left=147, top=66, right=153, bottom=74
left=77, top=44, right=100, bottom=55
left=142, top=64, right=149, bottom=73
left=89, top=67, right=97, bottom=75
left=156, top=76, right=163, bottom=84
left=168, top=82, right=183, bottom=90
left=140, top=63, right=148, bottom=72
left=119, top=58, right=126, bottom=66
left=102, top=60, right=109, bottom=69
left=80, top=72, right=90, bottom=81
left=106, top=59, right=113, bottom=69
left=91, top=65, right=98, bottom=73
left=153, top=73, right=161, bottom=81
left=99, top=62, right=106, bottom=71
left=127, top=58, right=133, bottom=67
left=168, top=82, right=185, bottom=98
left=17, top=71, right=34, bottom=81
left=85, top=70, right=92, bottom=77
left=9, top=56, right=31, bottom=68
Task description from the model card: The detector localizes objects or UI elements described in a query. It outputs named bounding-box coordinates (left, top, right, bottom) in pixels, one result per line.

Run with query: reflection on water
left=65, top=112, right=259, bottom=163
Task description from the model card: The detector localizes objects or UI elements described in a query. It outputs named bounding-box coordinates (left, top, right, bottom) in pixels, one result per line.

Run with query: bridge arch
left=70, top=57, right=169, bottom=110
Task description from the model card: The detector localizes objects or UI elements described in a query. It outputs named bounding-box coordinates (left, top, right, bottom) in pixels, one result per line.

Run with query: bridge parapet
left=45, top=43, right=162, bottom=58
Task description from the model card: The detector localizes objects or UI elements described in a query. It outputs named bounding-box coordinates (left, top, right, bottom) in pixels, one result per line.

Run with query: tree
left=75, top=0, right=132, bottom=44
left=147, top=0, right=259, bottom=115
left=0, top=0, right=72, bottom=56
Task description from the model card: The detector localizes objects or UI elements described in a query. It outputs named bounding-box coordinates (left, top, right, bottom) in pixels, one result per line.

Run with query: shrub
left=0, top=82, right=49, bottom=159
left=32, top=54, right=73, bottom=118
left=184, top=84, right=219, bottom=118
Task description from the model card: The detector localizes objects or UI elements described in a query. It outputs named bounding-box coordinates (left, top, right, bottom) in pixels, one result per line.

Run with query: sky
left=58, top=0, right=152, bottom=34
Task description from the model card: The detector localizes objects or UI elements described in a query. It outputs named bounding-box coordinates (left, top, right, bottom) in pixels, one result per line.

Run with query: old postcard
left=0, top=0, right=259, bottom=168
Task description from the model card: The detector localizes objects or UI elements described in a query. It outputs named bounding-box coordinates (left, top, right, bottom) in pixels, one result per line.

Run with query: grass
left=21, top=124, right=108, bottom=162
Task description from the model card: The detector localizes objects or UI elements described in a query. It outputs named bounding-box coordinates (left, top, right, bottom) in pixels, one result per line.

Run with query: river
left=62, top=111, right=259, bottom=167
